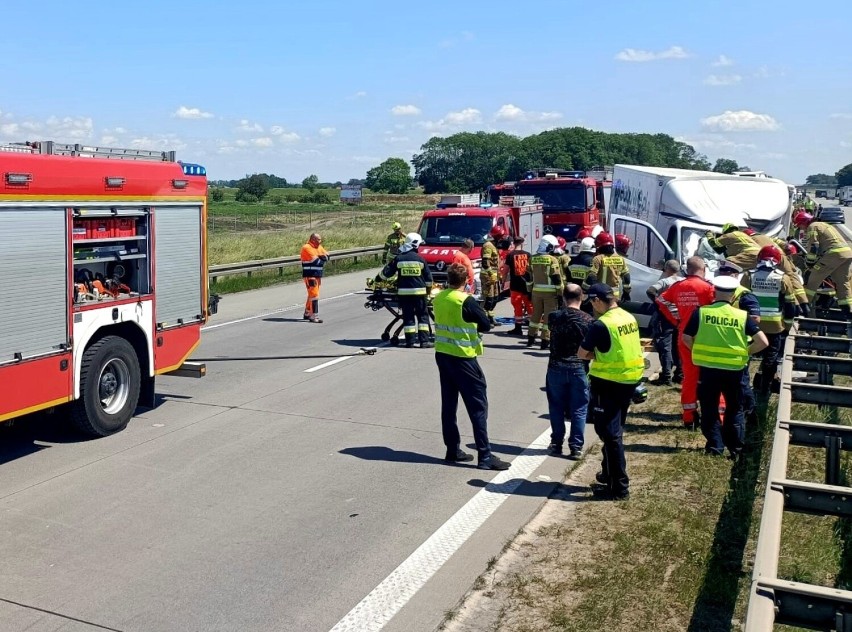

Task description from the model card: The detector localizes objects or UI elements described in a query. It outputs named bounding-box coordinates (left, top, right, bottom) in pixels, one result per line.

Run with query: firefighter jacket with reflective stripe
left=806, top=222, right=852, bottom=259
left=657, top=275, right=715, bottom=332
left=432, top=288, right=483, bottom=358
left=567, top=252, right=594, bottom=288
left=692, top=302, right=749, bottom=370
left=530, top=253, right=563, bottom=293
left=379, top=249, right=433, bottom=296
left=557, top=253, right=572, bottom=280
left=589, top=253, right=630, bottom=297
left=588, top=307, right=644, bottom=384
left=480, top=240, right=499, bottom=271
left=301, top=242, right=329, bottom=277
left=749, top=267, right=794, bottom=333
left=383, top=231, right=406, bottom=263
left=709, top=231, right=759, bottom=257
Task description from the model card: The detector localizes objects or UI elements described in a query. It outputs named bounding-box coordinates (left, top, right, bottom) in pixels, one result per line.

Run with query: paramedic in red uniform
left=300, top=233, right=330, bottom=323
left=656, top=256, right=715, bottom=428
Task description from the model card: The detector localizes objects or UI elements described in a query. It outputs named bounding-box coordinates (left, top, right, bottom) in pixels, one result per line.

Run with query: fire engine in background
left=0, top=141, right=213, bottom=437
left=417, top=193, right=543, bottom=297
left=513, top=168, right=611, bottom=242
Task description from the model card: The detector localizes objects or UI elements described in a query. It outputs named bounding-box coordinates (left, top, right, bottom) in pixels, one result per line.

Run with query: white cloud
left=712, top=54, right=734, bottom=67
left=391, top=104, right=422, bottom=116
left=99, top=135, right=119, bottom=146
left=346, top=91, right=367, bottom=100
left=318, top=127, right=336, bottom=137
left=703, top=74, right=743, bottom=86
left=419, top=107, right=483, bottom=132
left=676, top=135, right=756, bottom=152
left=130, top=135, right=187, bottom=151
left=841, top=141, right=852, bottom=148
left=236, top=119, right=263, bottom=132
left=384, top=135, right=410, bottom=144
left=494, top=104, right=562, bottom=123
left=270, top=126, right=300, bottom=143
left=0, top=123, right=19, bottom=137
left=700, top=110, right=780, bottom=132
left=251, top=137, right=274, bottom=148
left=351, top=155, right=381, bottom=164
left=174, top=106, right=214, bottom=120
left=614, top=45, right=689, bottom=62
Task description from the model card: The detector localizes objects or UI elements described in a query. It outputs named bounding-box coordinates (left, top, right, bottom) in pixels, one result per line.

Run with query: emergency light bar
left=180, top=162, right=206, bottom=176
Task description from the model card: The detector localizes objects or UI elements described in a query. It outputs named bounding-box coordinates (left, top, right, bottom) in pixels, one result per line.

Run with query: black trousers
left=758, top=332, right=784, bottom=393
left=698, top=367, right=745, bottom=456
left=435, top=353, right=491, bottom=460
left=589, top=376, right=636, bottom=496
left=399, top=296, right=430, bottom=344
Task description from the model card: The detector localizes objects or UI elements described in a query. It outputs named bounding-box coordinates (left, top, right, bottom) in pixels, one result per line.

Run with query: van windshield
left=680, top=226, right=724, bottom=272
left=420, top=216, right=493, bottom=245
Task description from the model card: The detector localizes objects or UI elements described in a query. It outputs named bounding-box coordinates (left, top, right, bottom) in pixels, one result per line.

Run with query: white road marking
left=303, top=356, right=354, bottom=373
left=329, top=428, right=552, bottom=632
left=201, top=292, right=355, bottom=331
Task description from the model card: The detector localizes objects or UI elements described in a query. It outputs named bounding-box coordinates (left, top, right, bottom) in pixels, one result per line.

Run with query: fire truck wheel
left=71, top=336, right=141, bottom=437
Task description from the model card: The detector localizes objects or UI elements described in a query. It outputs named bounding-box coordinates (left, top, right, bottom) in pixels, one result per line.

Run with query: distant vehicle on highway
left=839, top=186, right=852, bottom=207
left=816, top=206, right=846, bottom=225
left=815, top=189, right=828, bottom=198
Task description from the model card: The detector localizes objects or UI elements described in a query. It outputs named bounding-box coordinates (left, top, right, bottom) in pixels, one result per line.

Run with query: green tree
left=302, top=174, right=319, bottom=192
left=807, top=173, right=839, bottom=186
left=208, top=187, right=225, bottom=202
left=364, top=158, right=412, bottom=194
left=712, top=158, right=741, bottom=174
left=235, top=173, right=270, bottom=201
left=837, top=163, right=852, bottom=187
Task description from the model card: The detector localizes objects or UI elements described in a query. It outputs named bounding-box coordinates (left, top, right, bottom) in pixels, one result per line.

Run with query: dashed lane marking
left=201, top=292, right=355, bottom=331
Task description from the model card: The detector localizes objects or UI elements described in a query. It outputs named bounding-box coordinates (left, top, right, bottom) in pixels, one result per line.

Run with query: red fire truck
left=511, top=168, right=610, bottom=241
left=0, top=141, right=212, bottom=436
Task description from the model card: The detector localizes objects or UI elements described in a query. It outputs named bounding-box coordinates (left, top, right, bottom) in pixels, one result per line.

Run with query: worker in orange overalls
left=300, top=232, right=330, bottom=323
left=656, top=256, right=715, bottom=428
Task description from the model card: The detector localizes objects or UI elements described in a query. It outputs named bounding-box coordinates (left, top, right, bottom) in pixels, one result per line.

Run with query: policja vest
left=432, top=289, right=483, bottom=358
left=588, top=307, right=644, bottom=384
left=750, top=268, right=785, bottom=333
left=691, top=302, right=749, bottom=370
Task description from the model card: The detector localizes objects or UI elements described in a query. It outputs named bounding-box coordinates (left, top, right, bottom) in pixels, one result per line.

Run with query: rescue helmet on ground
left=594, top=231, right=615, bottom=249
left=537, top=234, right=559, bottom=254
left=399, top=232, right=423, bottom=253
left=392, top=221, right=402, bottom=231
left=743, top=227, right=756, bottom=236
left=580, top=237, right=596, bottom=253
left=614, top=233, right=631, bottom=253
left=793, top=210, right=814, bottom=228
left=490, top=225, right=507, bottom=240
left=758, top=244, right=783, bottom=267
left=721, top=223, right=740, bottom=234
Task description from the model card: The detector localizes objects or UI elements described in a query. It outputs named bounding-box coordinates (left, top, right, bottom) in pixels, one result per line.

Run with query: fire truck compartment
left=154, top=205, right=204, bottom=328
left=0, top=207, right=69, bottom=364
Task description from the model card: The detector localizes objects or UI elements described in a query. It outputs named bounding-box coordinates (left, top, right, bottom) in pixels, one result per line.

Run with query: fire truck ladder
left=0, top=141, right=177, bottom=162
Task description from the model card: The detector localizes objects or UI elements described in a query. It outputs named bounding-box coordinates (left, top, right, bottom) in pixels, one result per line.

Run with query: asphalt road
left=0, top=272, right=593, bottom=632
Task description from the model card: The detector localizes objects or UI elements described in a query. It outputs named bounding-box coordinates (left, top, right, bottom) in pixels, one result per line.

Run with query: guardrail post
left=826, top=435, right=842, bottom=486
left=247, top=271, right=252, bottom=278
left=278, top=267, right=283, bottom=277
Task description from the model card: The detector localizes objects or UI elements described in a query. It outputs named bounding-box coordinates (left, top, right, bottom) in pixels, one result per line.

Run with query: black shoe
left=420, top=341, right=434, bottom=349
left=650, top=376, right=672, bottom=386
left=445, top=449, right=474, bottom=463
left=526, top=337, right=535, bottom=348
left=477, top=455, right=511, bottom=470
left=567, top=448, right=582, bottom=460
left=591, top=483, right=629, bottom=501
left=405, top=342, right=414, bottom=348
left=672, top=373, right=684, bottom=384
left=595, top=471, right=608, bottom=485
left=303, top=312, right=311, bottom=321
left=540, top=339, right=549, bottom=350
left=547, top=442, right=563, bottom=456
left=509, top=325, right=523, bottom=335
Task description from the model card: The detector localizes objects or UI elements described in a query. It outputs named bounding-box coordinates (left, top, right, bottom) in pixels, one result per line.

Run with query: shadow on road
left=331, top=339, right=384, bottom=348
left=262, top=317, right=310, bottom=323
left=339, top=446, right=458, bottom=466
left=0, top=410, right=92, bottom=466
left=194, top=354, right=352, bottom=362
left=467, top=479, right=591, bottom=501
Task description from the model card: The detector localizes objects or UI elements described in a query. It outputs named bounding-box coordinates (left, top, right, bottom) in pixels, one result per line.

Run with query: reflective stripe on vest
left=588, top=307, right=644, bottom=384
left=691, top=302, right=749, bottom=370
left=432, top=289, right=483, bottom=358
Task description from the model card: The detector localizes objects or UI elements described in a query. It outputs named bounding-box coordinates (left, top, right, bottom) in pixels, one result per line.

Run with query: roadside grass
left=446, top=373, right=852, bottom=632
left=209, top=257, right=381, bottom=294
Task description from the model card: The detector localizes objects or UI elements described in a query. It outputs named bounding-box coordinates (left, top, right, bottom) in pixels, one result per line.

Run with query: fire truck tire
left=71, top=336, right=141, bottom=437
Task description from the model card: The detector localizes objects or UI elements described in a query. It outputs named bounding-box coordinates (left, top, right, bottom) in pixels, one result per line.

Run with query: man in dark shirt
left=504, top=236, right=532, bottom=335
left=546, top=283, right=593, bottom=459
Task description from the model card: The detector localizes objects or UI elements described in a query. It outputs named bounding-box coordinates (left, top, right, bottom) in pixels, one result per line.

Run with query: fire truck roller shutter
left=0, top=207, right=68, bottom=363
left=154, top=205, right=203, bottom=328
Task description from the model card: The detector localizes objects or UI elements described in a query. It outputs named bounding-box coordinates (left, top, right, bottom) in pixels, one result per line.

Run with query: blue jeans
left=546, top=363, right=589, bottom=451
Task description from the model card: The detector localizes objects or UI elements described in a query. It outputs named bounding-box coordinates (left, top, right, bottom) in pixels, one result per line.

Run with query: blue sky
left=2, top=0, right=850, bottom=184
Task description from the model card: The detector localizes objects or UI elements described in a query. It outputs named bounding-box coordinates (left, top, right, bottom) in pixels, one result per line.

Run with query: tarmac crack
left=0, top=597, right=126, bottom=631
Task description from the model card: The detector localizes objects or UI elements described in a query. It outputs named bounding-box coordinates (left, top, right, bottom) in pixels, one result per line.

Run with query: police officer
left=706, top=223, right=761, bottom=271
left=743, top=245, right=806, bottom=395
left=578, top=283, right=644, bottom=501
left=382, top=221, right=406, bottom=264
left=433, top=262, right=511, bottom=471
left=587, top=232, right=631, bottom=301
left=792, top=210, right=852, bottom=318
left=480, top=226, right=504, bottom=326
left=528, top=235, right=564, bottom=349
left=682, top=276, right=768, bottom=460
left=377, top=232, right=433, bottom=348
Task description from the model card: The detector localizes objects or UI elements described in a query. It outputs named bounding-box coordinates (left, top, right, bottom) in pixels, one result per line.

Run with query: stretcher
left=364, top=278, right=438, bottom=346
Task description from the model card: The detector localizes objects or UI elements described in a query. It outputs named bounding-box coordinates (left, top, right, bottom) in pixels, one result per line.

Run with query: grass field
left=444, top=369, right=852, bottom=632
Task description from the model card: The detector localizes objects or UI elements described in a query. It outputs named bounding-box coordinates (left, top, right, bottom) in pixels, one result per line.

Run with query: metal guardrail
left=208, top=245, right=384, bottom=283
left=746, top=316, right=852, bottom=630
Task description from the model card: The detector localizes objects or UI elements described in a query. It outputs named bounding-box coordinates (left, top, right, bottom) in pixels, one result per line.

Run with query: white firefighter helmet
left=580, top=237, right=596, bottom=253
left=536, top=234, right=559, bottom=254
left=399, top=232, right=423, bottom=253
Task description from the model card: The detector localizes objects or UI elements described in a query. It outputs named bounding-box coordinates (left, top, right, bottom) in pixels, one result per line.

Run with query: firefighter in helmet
left=528, top=235, right=564, bottom=349
left=793, top=210, right=852, bottom=319
left=480, top=226, right=504, bottom=326
left=706, top=223, right=761, bottom=270
left=554, top=236, right=572, bottom=280
left=377, top=232, right=434, bottom=348
left=587, top=232, right=631, bottom=301
left=615, top=233, right=632, bottom=258
left=382, top=221, right=406, bottom=264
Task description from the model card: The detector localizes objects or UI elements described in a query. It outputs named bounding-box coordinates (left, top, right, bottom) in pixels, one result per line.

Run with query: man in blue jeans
left=545, top=283, right=593, bottom=459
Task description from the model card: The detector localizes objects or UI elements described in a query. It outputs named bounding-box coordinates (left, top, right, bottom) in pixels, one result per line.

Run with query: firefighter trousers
left=304, top=277, right=321, bottom=316
left=510, top=291, right=532, bottom=324
left=399, top=295, right=430, bottom=345
left=529, top=291, right=559, bottom=341
left=805, top=253, right=852, bottom=306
